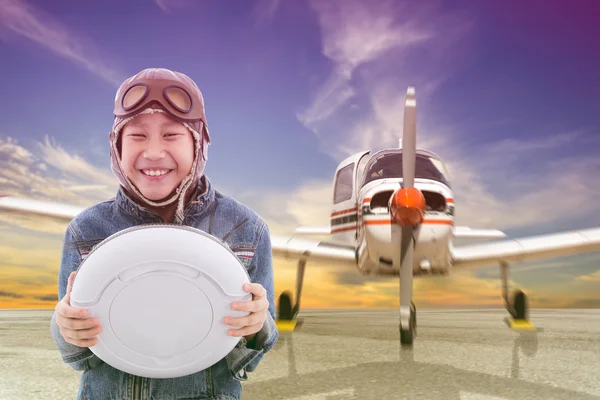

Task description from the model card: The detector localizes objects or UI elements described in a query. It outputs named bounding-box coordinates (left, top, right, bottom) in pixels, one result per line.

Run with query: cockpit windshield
left=362, top=151, right=451, bottom=187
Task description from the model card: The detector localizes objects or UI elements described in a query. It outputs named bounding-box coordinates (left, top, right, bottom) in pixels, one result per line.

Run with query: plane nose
left=388, top=187, right=426, bottom=226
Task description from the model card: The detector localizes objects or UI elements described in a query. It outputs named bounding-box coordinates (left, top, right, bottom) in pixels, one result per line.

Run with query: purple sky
left=1, top=0, right=600, bottom=303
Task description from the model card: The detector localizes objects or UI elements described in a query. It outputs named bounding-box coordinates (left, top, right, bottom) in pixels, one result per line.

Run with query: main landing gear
left=501, top=262, right=536, bottom=332
left=276, top=254, right=308, bottom=332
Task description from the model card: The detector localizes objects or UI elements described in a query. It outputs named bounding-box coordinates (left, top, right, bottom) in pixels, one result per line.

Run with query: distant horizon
left=3, top=305, right=600, bottom=311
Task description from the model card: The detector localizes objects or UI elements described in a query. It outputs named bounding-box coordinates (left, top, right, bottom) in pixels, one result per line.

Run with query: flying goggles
left=114, top=78, right=206, bottom=123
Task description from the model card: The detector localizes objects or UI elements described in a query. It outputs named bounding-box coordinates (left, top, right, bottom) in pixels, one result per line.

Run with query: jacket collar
left=116, top=175, right=214, bottom=222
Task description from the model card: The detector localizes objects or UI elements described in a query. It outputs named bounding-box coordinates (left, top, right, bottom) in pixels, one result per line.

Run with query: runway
left=1, top=308, right=599, bottom=399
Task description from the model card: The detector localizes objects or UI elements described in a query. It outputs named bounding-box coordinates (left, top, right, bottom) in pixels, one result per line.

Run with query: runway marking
left=285, top=388, right=355, bottom=400
left=460, top=392, right=507, bottom=400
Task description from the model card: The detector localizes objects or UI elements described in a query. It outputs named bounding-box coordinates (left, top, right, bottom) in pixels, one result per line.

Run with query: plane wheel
left=278, top=291, right=293, bottom=320
left=411, top=301, right=417, bottom=330
left=512, top=290, right=527, bottom=320
left=400, top=308, right=416, bottom=346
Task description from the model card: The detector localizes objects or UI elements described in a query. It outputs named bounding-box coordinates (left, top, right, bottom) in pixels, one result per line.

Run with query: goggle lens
left=164, top=86, right=193, bottom=113
left=122, top=84, right=148, bottom=110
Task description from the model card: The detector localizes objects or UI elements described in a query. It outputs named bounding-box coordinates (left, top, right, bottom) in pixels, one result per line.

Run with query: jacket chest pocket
left=230, top=247, right=255, bottom=270
left=74, top=239, right=105, bottom=264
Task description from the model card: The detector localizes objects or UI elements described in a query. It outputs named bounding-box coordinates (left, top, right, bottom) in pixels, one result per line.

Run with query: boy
left=50, top=68, right=279, bottom=400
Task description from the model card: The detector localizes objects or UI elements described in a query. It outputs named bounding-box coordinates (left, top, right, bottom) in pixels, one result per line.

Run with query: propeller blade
left=396, top=87, right=419, bottom=345
left=402, top=87, right=417, bottom=189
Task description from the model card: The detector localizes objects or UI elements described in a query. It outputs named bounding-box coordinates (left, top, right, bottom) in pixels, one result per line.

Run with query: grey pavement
left=1, top=309, right=599, bottom=399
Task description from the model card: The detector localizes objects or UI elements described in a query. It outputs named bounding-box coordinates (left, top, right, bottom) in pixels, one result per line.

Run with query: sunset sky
left=1, top=0, right=599, bottom=309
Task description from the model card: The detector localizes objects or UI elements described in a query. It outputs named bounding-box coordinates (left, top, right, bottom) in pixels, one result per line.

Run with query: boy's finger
left=228, top=322, right=262, bottom=337
left=243, top=283, right=266, bottom=298
left=66, top=337, right=99, bottom=347
left=63, top=325, right=103, bottom=340
left=231, top=298, right=268, bottom=313
left=225, top=311, right=265, bottom=327
left=57, top=302, right=88, bottom=319
left=61, top=317, right=99, bottom=331
left=66, top=271, right=77, bottom=297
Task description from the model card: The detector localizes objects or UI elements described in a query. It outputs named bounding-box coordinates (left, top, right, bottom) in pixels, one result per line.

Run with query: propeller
left=388, top=87, right=426, bottom=345
left=402, top=87, right=417, bottom=189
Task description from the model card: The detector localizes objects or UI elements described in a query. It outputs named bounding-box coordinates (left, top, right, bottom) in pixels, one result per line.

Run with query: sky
left=1, top=0, right=599, bottom=309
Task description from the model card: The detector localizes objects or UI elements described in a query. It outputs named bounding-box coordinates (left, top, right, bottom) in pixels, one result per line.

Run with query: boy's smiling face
left=120, top=112, right=195, bottom=201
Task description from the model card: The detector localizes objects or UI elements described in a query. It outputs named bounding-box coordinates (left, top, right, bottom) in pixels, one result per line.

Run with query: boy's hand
left=225, top=283, right=269, bottom=338
left=55, top=271, right=103, bottom=347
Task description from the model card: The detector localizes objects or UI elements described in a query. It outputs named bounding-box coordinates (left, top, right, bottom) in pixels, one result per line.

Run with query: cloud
left=34, top=136, right=116, bottom=192
left=0, top=290, right=23, bottom=298
left=0, top=229, right=64, bottom=308
left=298, top=0, right=430, bottom=129
left=576, top=270, right=600, bottom=282
left=35, top=294, right=57, bottom=302
left=567, top=298, right=600, bottom=308
left=153, top=0, right=196, bottom=14
left=333, top=270, right=389, bottom=286
left=238, top=130, right=600, bottom=237
left=0, top=135, right=117, bottom=233
left=0, top=0, right=122, bottom=85
left=292, top=0, right=600, bottom=234
left=229, top=179, right=334, bottom=236
left=475, top=257, right=590, bottom=279
left=253, top=0, right=282, bottom=26
left=447, top=133, right=600, bottom=231
left=298, top=0, right=470, bottom=159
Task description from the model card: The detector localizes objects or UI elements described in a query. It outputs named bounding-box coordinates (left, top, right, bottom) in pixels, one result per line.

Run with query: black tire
left=513, top=290, right=527, bottom=320
left=400, top=323, right=415, bottom=346
left=400, top=306, right=416, bottom=346
left=278, top=291, right=293, bottom=320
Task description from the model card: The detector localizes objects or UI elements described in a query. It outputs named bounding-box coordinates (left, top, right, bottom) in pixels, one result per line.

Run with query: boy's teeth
left=142, top=169, right=169, bottom=176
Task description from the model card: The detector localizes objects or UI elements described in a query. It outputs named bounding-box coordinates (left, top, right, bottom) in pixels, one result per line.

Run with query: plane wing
left=277, top=226, right=600, bottom=270
left=1, top=195, right=357, bottom=265
left=0, top=195, right=84, bottom=222
left=293, top=225, right=507, bottom=239
left=453, top=226, right=506, bottom=239
left=270, top=236, right=356, bottom=265
left=451, top=227, right=600, bottom=269
left=292, top=226, right=332, bottom=235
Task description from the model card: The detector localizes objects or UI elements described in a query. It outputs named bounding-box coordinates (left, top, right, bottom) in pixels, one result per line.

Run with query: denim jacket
left=50, top=176, right=279, bottom=400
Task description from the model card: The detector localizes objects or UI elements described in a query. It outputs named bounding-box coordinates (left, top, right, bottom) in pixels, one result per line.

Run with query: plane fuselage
left=331, top=178, right=454, bottom=276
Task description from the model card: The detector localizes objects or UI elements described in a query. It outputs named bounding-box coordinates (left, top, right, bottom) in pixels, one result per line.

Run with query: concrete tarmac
left=1, top=308, right=599, bottom=399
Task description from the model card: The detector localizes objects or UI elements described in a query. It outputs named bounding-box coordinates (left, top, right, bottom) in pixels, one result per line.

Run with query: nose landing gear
left=400, top=301, right=417, bottom=346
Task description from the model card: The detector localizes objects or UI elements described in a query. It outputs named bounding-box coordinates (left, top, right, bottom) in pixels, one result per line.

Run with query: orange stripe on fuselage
left=330, top=226, right=358, bottom=234
left=364, top=219, right=453, bottom=226
left=363, top=197, right=453, bottom=203
left=331, top=207, right=357, bottom=217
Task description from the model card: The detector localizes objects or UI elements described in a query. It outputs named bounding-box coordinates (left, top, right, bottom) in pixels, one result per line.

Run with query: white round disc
left=70, top=224, right=253, bottom=378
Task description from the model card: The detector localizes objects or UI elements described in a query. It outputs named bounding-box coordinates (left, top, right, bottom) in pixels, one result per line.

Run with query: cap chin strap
left=111, top=108, right=202, bottom=224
